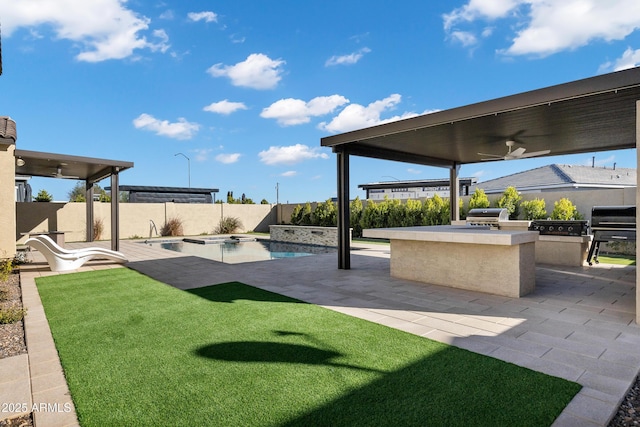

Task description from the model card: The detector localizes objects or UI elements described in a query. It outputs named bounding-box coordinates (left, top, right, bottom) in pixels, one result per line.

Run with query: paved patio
left=2, top=239, right=638, bottom=426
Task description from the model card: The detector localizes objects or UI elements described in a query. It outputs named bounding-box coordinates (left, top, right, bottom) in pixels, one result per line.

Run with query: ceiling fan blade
left=477, top=152, right=503, bottom=158
left=509, top=147, right=527, bottom=157
left=518, top=149, right=551, bottom=158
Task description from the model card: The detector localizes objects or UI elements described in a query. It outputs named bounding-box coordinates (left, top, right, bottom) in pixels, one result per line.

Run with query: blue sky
left=2, top=1, right=640, bottom=203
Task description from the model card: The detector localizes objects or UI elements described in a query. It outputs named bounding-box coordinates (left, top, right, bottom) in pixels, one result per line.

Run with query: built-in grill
left=466, top=208, right=508, bottom=228
left=587, top=205, right=636, bottom=265
left=528, top=220, right=589, bottom=236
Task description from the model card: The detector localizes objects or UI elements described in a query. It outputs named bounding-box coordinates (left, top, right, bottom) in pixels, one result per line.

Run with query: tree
left=68, top=181, right=109, bottom=202
left=496, top=186, right=522, bottom=219
left=260, top=199, right=269, bottom=204
left=468, top=188, right=490, bottom=209
left=34, top=189, right=53, bottom=202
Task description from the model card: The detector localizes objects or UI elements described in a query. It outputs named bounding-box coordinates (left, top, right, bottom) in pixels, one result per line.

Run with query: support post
left=337, top=150, right=350, bottom=269
left=111, top=167, right=120, bottom=251
left=449, top=163, right=461, bottom=222
left=85, top=181, right=94, bottom=242
left=636, top=101, right=640, bottom=323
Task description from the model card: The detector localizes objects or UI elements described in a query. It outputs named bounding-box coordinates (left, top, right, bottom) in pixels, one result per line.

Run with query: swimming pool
left=142, top=238, right=336, bottom=264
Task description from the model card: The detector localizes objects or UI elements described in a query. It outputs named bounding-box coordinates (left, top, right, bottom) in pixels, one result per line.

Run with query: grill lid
left=591, top=205, right=636, bottom=229
left=466, top=208, right=509, bottom=224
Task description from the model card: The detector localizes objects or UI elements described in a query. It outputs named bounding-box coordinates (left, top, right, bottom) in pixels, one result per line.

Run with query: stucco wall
left=16, top=202, right=276, bottom=243
left=0, top=145, right=16, bottom=257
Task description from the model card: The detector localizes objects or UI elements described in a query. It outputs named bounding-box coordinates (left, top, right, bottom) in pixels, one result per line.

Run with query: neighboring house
left=15, top=176, right=32, bottom=202
left=358, top=178, right=477, bottom=201
left=108, top=185, right=219, bottom=203
left=472, top=164, right=636, bottom=195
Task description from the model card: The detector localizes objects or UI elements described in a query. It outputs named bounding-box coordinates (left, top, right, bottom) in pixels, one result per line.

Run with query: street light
left=174, top=153, right=190, bottom=188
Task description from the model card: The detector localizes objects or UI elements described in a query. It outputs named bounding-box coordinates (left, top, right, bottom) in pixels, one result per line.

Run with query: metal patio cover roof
left=14, top=149, right=134, bottom=183
left=321, top=67, right=640, bottom=167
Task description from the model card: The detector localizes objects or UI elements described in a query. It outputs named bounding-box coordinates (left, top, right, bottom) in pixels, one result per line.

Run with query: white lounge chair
left=25, top=236, right=128, bottom=272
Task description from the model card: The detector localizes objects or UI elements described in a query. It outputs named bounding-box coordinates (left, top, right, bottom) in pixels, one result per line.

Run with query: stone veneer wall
left=269, top=225, right=350, bottom=247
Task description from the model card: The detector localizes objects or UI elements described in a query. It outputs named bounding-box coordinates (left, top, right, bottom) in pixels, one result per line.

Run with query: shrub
left=0, top=308, right=27, bottom=324
left=551, top=198, right=583, bottom=220
left=521, top=198, right=547, bottom=220
left=468, top=188, right=490, bottom=209
left=350, top=197, right=364, bottom=238
left=301, top=202, right=313, bottom=225
left=93, top=218, right=104, bottom=241
left=423, top=194, right=449, bottom=225
left=215, top=217, right=243, bottom=234
left=34, top=189, right=53, bottom=202
left=160, top=217, right=184, bottom=236
left=312, top=199, right=337, bottom=227
left=0, top=257, right=12, bottom=283
left=497, top=186, right=522, bottom=219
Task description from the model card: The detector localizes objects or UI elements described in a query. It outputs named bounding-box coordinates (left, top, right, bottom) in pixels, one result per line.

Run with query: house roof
left=0, top=117, right=17, bottom=145
left=474, top=164, right=637, bottom=193
left=358, top=177, right=477, bottom=190
left=112, top=185, right=219, bottom=194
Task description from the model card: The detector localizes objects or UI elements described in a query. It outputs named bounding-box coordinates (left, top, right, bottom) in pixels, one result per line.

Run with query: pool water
left=143, top=239, right=336, bottom=264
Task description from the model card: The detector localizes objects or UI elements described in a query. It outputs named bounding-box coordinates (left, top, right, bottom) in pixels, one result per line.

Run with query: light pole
left=174, top=153, right=190, bottom=188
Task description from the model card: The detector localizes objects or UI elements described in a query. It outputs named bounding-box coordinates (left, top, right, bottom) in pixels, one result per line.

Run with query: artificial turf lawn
left=36, top=269, right=581, bottom=426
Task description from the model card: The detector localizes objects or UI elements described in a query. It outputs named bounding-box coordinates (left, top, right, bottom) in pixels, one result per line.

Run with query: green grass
left=596, top=254, right=636, bottom=265
left=36, top=269, right=580, bottom=426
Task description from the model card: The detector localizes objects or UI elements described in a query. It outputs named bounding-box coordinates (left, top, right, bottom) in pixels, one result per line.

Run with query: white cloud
left=0, top=0, right=169, bottom=62
left=450, top=31, right=478, bottom=47
left=133, top=113, right=199, bottom=140
left=207, top=53, right=285, bottom=89
left=193, top=148, right=213, bottom=162
left=583, top=154, right=616, bottom=167
left=325, top=47, right=371, bottom=66
left=215, top=153, right=242, bottom=164
left=188, top=11, right=218, bottom=23
left=318, top=94, right=419, bottom=133
left=260, top=95, right=349, bottom=126
left=443, top=0, right=519, bottom=30
left=281, top=171, right=298, bottom=177
left=203, top=100, right=248, bottom=115
left=259, top=144, right=329, bottom=166
left=599, top=47, right=640, bottom=72
left=472, top=169, right=487, bottom=179
left=443, top=0, right=640, bottom=57
left=407, top=168, right=422, bottom=175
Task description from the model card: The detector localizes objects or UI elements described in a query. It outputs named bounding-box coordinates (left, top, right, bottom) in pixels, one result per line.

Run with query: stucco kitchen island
left=363, top=226, right=539, bottom=298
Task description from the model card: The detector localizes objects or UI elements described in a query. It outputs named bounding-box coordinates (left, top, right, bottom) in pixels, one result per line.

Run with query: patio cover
left=321, top=66, right=640, bottom=271
left=14, top=149, right=134, bottom=251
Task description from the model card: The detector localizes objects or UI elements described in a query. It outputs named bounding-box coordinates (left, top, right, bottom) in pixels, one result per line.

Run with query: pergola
left=321, top=66, right=640, bottom=272
left=14, top=149, right=134, bottom=251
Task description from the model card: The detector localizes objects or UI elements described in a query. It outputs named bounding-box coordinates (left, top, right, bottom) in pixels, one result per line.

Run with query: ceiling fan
left=478, top=140, right=550, bottom=161
left=51, top=165, right=79, bottom=179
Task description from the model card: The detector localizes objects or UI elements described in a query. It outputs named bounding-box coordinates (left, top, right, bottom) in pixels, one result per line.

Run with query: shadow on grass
left=277, top=345, right=580, bottom=427
left=195, top=341, right=386, bottom=373
left=187, top=281, right=304, bottom=304
left=194, top=338, right=579, bottom=426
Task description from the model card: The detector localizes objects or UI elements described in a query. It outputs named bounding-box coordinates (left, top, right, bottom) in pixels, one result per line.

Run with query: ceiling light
left=16, top=158, right=25, bottom=167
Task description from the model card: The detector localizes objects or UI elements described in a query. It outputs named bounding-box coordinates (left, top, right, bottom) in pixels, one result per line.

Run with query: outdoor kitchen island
left=363, top=225, right=539, bottom=298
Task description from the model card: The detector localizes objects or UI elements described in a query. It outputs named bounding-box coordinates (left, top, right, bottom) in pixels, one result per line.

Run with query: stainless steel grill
left=466, top=208, right=508, bottom=228
left=587, top=205, right=636, bottom=265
